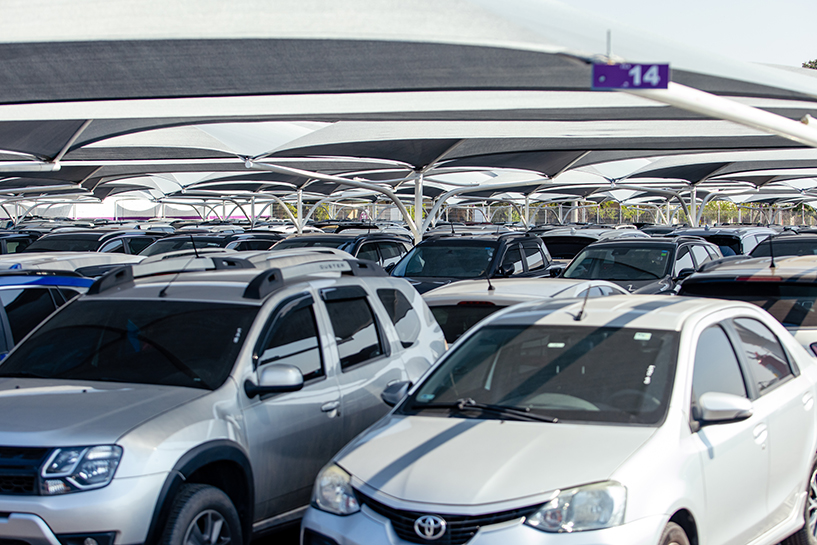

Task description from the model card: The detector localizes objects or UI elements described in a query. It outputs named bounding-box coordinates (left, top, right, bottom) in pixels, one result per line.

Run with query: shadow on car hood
left=339, top=415, right=655, bottom=507
left=0, top=379, right=206, bottom=446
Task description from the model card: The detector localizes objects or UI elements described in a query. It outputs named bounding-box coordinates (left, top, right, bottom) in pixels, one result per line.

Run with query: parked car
left=139, top=232, right=285, bottom=256
left=539, top=227, right=649, bottom=264
left=750, top=233, right=817, bottom=258
left=271, top=232, right=412, bottom=269
left=23, top=229, right=167, bottom=254
left=0, top=251, right=444, bottom=545
left=561, top=237, right=722, bottom=293
left=0, top=252, right=144, bottom=275
left=303, top=295, right=817, bottom=545
left=678, top=254, right=817, bottom=355
left=423, top=277, right=628, bottom=343
left=0, top=231, right=41, bottom=254
left=667, top=226, right=775, bottom=255
left=391, top=232, right=552, bottom=294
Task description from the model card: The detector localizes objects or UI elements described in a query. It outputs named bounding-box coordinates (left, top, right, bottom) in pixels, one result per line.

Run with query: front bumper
left=0, top=472, right=168, bottom=545
left=302, top=505, right=668, bottom=545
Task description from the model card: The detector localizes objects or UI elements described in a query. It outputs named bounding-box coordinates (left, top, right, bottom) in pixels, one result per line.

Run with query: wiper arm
left=413, top=398, right=558, bottom=423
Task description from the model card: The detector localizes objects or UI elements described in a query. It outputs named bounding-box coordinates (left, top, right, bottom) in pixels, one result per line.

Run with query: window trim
left=725, top=317, right=796, bottom=398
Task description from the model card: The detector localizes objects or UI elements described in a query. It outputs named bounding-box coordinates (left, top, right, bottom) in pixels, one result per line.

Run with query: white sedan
left=303, top=295, right=817, bottom=545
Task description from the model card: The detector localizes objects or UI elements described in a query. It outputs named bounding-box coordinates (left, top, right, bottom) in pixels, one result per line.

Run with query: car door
left=690, top=323, right=771, bottom=545
left=319, top=284, right=403, bottom=440
left=241, top=292, right=344, bottom=519
left=730, top=317, right=815, bottom=530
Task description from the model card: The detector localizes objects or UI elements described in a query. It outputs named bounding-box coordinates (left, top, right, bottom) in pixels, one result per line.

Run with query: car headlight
left=40, top=445, right=123, bottom=495
left=312, top=463, right=360, bottom=516
left=526, top=482, right=626, bottom=533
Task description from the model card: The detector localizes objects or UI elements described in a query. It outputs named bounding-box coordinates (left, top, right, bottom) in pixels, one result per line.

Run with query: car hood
left=338, top=415, right=655, bottom=507
left=0, top=378, right=207, bottom=446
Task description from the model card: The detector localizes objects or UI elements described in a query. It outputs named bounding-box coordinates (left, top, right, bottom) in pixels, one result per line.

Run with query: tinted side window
left=674, top=246, right=694, bottom=275
left=692, top=325, right=747, bottom=407
left=521, top=241, right=546, bottom=271
left=127, top=237, right=158, bottom=254
left=377, top=288, right=421, bottom=346
left=500, top=244, right=524, bottom=275
left=100, top=239, right=126, bottom=253
left=325, top=297, right=384, bottom=370
left=378, top=242, right=407, bottom=268
left=733, top=318, right=792, bottom=394
left=0, top=288, right=58, bottom=344
left=258, top=301, right=323, bottom=380
left=356, top=242, right=380, bottom=263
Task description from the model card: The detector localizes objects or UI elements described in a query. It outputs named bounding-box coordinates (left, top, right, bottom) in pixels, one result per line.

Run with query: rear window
left=563, top=246, right=672, bottom=281
left=430, top=304, right=503, bottom=343
left=680, top=280, right=817, bottom=327
left=24, top=237, right=101, bottom=252
left=140, top=238, right=223, bottom=256
left=541, top=237, right=595, bottom=259
left=751, top=239, right=817, bottom=258
left=0, top=300, right=258, bottom=389
left=700, top=235, right=742, bottom=256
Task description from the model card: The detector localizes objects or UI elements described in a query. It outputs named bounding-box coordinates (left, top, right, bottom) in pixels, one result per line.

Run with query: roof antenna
left=487, top=276, right=495, bottom=292
left=190, top=235, right=200, bottom=258
left=574, top=284, right=592, bottom=321
left=768, top=234, right=776, bottom=269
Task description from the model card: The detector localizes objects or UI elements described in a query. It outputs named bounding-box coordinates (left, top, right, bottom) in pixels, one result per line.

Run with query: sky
left=568, top=0, right=815, bottom=67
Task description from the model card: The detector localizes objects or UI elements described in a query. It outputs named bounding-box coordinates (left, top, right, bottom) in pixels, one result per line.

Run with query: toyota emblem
left=414, top=515, right=447, bottom=540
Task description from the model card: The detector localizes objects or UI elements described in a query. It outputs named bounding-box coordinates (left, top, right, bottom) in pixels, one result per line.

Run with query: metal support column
left=414, top=173, right=424, bottom=244
left=297, top=190, right=303, bottom=234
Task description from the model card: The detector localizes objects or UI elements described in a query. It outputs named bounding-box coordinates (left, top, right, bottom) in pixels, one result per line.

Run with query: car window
left=692, top=325, right=747, bottom=409
left=430, top=304, right=501, bottom=344
left=690, top=245, right=711, bottom=267
left=99, top=239, right=126, bottom=253
left=732, top=318, right=792, bottom=394
left=392, top=243, right=497, bottom=279
left=5, top=240, right=27, bottom=253
left=705, top=246, right=720, bottom=260
left=521, top=241, right=546, bottom=271
left=500, top=244, right=524, bottom=275
left=127, top=237, right=157, bottom=254
left=324, top=296, right=384, bottom=370
left=674, top=247, right=694, bottom=275
left=563, top=246, right=672, bottom=281
left=257, top=297, right=323, bottom=381
left=56, top=288, right=82, bottom=305
left=378, top=242, right=407, bottom=268
left=377, top=288, right=421, bottom=346
left=0, top=288, right=58, bottom=344
left=356, top=242, right=380, bottom=263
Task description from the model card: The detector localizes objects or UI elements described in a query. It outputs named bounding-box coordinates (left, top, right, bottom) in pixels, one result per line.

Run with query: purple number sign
left=592, top=63, right=670, bottom=89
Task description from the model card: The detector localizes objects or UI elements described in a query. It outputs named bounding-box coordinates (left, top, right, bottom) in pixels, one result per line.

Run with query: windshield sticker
left=233, top=327, right=242, bottom=344
left=644, top=364, right=656, bottom=385
left=660, top=250, right=669, bottom=256
left=547, top=342, right=566, bottom=348
left=418, top=394, right=436, bottom=402
left=634, top=332, right=652, bottom=341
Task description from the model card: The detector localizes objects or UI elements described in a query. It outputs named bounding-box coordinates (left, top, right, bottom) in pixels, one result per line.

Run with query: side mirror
left=673, top=268, right=695, bottom=282
left=696, top=392, right=753, bottom=425
left=244, top=364, right=304, bottom=398
left=381, top=380, right=412, bottom=407
left=497, top=264, right=515, bottom=278
left=547, top=265, right=564, bottom=278
left=384, top=262, right=396, bottom=273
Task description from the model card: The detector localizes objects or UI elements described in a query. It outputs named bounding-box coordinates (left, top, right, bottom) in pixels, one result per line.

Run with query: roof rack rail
left=88, top=265, right=134, bottom=295
left=244, top=259, right=385, bottom=300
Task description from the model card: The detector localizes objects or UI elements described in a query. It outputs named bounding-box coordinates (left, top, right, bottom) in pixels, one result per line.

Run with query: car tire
left=160, top=484, right=242, bottom=545
left=782, top=460, right=817, bottom=545
left=658, top=522, right=690, bottom=545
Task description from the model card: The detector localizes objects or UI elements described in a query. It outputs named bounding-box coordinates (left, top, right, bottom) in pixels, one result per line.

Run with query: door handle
left=753, top=423, right=768, bottom=447
left=804, top=392, right=814, bottom=411
left=321, top=401, right=340, bottom=413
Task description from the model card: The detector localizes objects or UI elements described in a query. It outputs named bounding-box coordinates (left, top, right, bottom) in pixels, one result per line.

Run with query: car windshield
left=24, top=237, right=102, bottom=252
left=680, top=280, right=817, bottom=328
left=430, top=304, right=504, bottom=343
left=392, top=242, right=497, bottom=278
left=401, top=324, right=678, bottom=425
left=700, top=235, right=742, bottom=256
left=140, top=238, right=224, bottom=256
left=272, top=239, right=354, bottom=252
left=563, top=246, right=672, bottom=281
left=0, top=299, right=258, bottom=389
left=541, top=237, right=595, bottom=259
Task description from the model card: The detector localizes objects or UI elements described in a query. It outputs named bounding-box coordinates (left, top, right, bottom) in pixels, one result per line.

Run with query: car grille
left=0, top=447, right=49, bottom=496
left=357, top=491, right=541, bottom=545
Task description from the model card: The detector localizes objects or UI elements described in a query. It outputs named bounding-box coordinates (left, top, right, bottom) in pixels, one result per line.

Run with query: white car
left=423, top=277, right=628, bottom=343
left=302, top=295, right=817, bottom=545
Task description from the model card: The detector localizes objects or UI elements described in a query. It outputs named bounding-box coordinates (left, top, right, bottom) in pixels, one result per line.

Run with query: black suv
left=22, top=229, right=167, bottom=255
left=390, top=232, right=552, bottom=293
left=561, top=236, right=722, bottom=293
left=271, top=232, right=412, bottom=269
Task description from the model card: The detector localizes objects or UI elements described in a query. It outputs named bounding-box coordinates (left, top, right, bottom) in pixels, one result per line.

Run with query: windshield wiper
left=414, top=397, right=558, bottom=423
left=0, top=371, right=47, bottom=378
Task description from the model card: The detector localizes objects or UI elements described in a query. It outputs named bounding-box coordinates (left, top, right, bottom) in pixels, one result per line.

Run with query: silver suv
left=0, top=251, right=445, bottom=545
